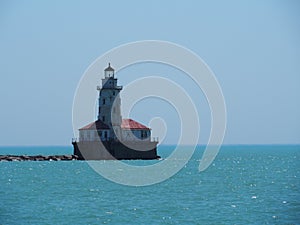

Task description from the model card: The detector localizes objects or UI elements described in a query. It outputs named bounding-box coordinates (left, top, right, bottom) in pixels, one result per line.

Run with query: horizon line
left=0, top=143, right=299, bottom=148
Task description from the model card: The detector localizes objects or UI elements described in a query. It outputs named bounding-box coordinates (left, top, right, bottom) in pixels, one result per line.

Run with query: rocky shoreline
left=0, top=155, right=79, bottom=161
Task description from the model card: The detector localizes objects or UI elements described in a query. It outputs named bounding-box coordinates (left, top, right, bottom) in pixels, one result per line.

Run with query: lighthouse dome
left=104, top=63, right=114, bottom=71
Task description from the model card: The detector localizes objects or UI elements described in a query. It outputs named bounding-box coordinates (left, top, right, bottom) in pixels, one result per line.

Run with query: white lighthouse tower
left=97, top=63, right=122, bottom=140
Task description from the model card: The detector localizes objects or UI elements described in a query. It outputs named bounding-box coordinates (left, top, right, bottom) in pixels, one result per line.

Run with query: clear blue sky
left=0, top=0, right=299, bottom=146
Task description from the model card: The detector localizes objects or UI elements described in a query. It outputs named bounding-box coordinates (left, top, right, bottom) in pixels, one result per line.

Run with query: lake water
left=0, top=145, right=299, bottom=224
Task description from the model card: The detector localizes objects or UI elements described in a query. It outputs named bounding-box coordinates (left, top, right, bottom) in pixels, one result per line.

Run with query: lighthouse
left=72, top=63, right=159, bottom=160
left=97, top=63, right=122, bottom=141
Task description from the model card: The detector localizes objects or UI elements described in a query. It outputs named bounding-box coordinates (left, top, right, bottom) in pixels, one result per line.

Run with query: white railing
left=74, top=137, right=159, bottom=143
left=152, top=137, right=159, bottom=142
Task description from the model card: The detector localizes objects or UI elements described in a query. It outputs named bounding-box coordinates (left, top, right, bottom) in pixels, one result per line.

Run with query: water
left=0, top=145, right=299, bottom=224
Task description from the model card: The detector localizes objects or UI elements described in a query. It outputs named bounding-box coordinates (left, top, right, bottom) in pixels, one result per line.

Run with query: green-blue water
left=0, top=145, right=299, bottom=224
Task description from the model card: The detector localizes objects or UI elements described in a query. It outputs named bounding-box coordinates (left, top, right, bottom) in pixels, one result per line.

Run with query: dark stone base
left=72, top=140, right=160, bottom=160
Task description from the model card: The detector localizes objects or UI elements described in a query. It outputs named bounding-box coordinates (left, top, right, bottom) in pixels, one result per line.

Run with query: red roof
left=79, top=120, right=109, bottom=130
left=121, top=119, right=150, bottom=130
left=79, top=119, right=150, bottom=130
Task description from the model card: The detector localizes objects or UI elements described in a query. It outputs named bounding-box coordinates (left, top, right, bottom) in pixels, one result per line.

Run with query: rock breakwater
left=0, top=155, right=79, bottom=161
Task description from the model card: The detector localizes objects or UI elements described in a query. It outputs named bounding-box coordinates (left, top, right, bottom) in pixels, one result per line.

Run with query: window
left=113, top=91, right=115, bottom=96
left=102, top=98, right=105, bottom=105
left=102, top=116, right=105, bottom=122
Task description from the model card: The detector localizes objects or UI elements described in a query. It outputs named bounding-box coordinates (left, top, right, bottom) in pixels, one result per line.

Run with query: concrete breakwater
left=0, top=155, right=79, bottom=161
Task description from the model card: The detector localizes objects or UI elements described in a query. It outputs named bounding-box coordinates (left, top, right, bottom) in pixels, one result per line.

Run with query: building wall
left=79, top=129, right=151, bottom=142
left=79, top=130, right=110, bottom=141
left=121, top=129, right=150, bottom=141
